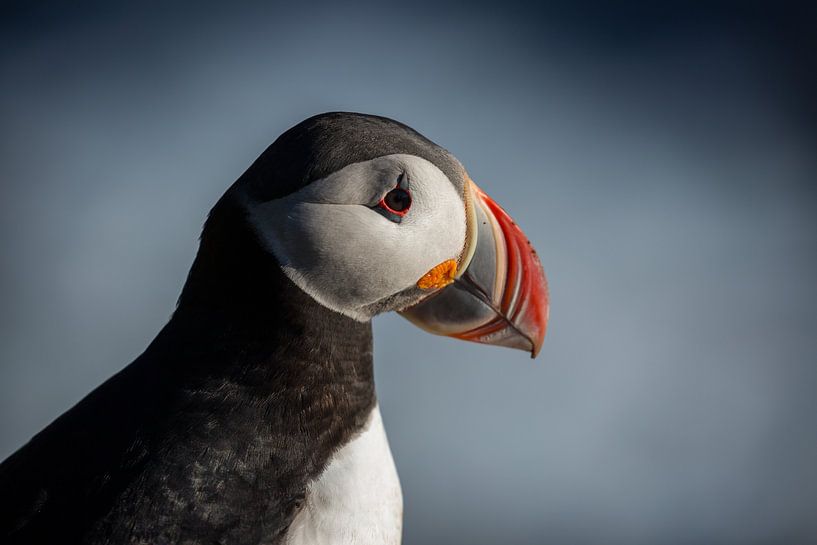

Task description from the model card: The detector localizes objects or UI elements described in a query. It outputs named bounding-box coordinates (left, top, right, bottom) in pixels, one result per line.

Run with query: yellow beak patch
left=416, top=259, right=458, bottom=290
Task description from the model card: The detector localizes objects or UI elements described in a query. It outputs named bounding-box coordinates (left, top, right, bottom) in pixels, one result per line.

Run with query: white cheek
left=249, top=155, right=466, bottom=320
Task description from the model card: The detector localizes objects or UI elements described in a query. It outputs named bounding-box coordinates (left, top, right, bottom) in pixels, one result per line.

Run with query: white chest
left=285, top=405, right=403, bottom=545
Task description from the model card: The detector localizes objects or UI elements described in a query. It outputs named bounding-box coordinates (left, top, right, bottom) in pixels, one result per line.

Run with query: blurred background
left=2, top=1, right=816, bottom=543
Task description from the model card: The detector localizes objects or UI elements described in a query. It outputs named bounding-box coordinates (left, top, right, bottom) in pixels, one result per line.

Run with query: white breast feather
left=285, top=405, right=403, bottom=545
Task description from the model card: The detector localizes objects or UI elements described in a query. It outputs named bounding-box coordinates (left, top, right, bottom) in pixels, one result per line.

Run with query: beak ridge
left=400, top=180, right=549, bottom=358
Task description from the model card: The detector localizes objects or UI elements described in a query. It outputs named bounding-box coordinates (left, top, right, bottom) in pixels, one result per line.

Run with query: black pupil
left=384, top=188, right=411, bottom=212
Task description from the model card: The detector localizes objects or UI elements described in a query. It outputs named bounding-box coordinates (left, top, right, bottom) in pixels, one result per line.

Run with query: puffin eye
left=379, top=187, right=412, bottom=216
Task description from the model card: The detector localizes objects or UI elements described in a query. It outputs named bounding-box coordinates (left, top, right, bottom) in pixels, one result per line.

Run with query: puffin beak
left=400, top=179, right=549, bottom=358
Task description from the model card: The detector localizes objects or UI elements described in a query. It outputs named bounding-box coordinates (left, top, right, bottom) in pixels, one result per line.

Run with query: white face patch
left=248, top=154, right=467, bottom=321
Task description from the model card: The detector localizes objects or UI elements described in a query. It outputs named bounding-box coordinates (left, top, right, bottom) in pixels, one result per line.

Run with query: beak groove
left=400, top=179, right=549, bottom=358
left=450, top=271, right=538, bottom=355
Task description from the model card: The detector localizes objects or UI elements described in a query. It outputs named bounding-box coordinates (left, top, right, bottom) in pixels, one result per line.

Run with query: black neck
left=173, top=193, right=374, bottom=387
left=2, top=196, right=378, bottom=545
left=117, top=196, right=377, bottom=530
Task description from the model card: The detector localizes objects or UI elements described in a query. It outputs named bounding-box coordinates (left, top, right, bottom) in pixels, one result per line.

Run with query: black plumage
left=0, top=112, right=460, bottom=544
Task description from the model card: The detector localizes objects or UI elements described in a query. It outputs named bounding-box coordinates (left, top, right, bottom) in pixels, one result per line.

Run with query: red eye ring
left=378, top=187, right=412, bottom=217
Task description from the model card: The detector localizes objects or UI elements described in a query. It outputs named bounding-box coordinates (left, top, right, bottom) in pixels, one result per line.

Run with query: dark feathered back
left=0, top=113, right=399, bottom=545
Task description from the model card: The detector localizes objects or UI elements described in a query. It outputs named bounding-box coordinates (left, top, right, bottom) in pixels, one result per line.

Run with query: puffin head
left=223, top=112, right=549, bottom=357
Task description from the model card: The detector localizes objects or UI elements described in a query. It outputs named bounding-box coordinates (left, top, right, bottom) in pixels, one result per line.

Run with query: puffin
left=0, top=112, right=549, bottom=545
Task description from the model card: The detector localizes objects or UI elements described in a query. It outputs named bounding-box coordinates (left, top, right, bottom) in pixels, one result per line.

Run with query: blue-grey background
left=2, top=1, right=816, bottom=543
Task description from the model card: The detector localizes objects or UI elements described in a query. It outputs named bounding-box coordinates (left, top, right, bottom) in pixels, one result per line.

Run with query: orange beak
left=400, top=179, right=549, bottom=358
